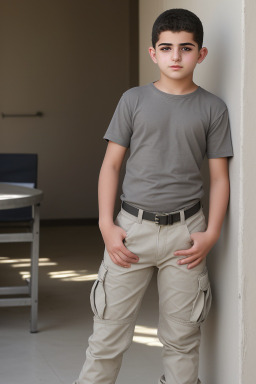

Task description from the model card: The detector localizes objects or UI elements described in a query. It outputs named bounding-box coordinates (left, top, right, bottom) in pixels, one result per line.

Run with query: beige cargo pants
left=74, top=203, right=212, bottom=384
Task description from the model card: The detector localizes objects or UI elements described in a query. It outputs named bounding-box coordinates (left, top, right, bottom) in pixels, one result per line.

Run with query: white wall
left=241, top=1, right=256, bottom=382
left=139, top=1, right=242, bottom=383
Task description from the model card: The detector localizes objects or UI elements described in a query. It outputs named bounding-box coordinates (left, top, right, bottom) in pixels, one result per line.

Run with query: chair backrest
left=0, top=154, right=38, bottom=222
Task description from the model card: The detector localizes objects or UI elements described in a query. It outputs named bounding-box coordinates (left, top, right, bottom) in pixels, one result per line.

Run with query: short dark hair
left=152, top=9, right=204, bottom=49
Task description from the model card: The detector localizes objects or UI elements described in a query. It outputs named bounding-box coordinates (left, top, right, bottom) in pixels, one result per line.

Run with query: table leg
left=30, top=204, right=40, bottom=333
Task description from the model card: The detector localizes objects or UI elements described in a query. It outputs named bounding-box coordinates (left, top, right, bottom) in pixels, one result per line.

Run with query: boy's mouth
left=170, top=65, right=182, bottom=69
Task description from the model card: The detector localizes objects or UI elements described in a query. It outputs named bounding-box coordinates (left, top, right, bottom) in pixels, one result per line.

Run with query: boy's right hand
left=99, top=223, right=139, bottom=268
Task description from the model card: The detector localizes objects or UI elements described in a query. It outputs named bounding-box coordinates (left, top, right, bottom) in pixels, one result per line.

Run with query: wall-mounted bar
left=1, top=112, right=43, bottom=118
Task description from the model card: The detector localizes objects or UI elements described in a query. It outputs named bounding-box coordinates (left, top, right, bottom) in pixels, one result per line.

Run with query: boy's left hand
left=174, top=231, right=217, bottom=269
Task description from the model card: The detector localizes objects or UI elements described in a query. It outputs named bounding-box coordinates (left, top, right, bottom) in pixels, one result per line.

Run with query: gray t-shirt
left=104, top=83, right=233, bottom=213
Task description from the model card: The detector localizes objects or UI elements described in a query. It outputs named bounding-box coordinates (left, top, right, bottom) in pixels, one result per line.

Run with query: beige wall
left=139, top=0, right=163, bottom=84
left=0, top=0, right=133, bottom=219
left=140, top=1, right=242, bottom=383
left=241, top=1, right=256, bottom=382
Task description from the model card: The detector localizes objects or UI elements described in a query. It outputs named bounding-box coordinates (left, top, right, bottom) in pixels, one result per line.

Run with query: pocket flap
left=198, top=270, right=209, bottom=291
left=98, top=262, right=108, bottom=282
left=190, top=268, right=212, bottom=323
left=90, top=261, right=108, bottom=320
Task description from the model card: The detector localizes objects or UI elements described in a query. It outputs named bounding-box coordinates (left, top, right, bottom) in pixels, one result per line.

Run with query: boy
left=74, top=8, right=233, bottom=384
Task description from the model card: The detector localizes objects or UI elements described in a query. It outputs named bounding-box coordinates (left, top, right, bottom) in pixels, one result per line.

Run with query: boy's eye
left=160, top=46, right=192, bottom=52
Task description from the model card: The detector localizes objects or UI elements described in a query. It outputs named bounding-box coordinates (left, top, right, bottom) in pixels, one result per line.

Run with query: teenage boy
left=74, top=8, right=233, bottom=384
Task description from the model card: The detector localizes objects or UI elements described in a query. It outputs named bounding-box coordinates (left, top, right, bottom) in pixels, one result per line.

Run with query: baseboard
left=40, top=218, right=98, bottom=226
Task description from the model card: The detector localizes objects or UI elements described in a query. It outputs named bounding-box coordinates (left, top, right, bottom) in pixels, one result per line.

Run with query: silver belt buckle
left=155, top=215, right=160, bottom=224
left=155, top=213, right=168, bottom=225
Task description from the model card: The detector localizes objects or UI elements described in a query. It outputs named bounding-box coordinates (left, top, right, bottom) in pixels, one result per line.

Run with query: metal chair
left=0, top=154, right=42, bottom=332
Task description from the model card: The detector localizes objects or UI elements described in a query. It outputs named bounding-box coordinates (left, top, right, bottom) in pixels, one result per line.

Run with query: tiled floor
left=0, top=225, right=162, bottom=384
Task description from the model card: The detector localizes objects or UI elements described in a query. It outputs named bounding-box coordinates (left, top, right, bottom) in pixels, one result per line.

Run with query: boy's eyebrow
left=158, top=42, right=196, bottom=47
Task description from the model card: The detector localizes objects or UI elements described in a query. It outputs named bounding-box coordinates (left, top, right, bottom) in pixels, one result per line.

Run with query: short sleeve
left=103, top=94, right=132, bottom=148
left=206, top=108, right=234, bottom=159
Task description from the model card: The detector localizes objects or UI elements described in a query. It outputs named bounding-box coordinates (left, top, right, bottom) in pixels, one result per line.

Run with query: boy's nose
left=171, top=48, right=181, bottom=62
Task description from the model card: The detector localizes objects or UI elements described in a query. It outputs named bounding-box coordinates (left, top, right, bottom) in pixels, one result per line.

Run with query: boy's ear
left=148, top=47, right=158, bottom=64
left=197, top=47, right=208, bottom=64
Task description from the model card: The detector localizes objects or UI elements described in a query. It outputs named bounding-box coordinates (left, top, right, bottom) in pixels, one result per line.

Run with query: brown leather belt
left=122, top=201, right=201, bottom=225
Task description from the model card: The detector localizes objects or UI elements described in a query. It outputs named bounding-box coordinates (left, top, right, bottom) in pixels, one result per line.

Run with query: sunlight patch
left=19, top=271, right=30, bottom=280
left=12, top=261, right=57, bottom=268
left=0, top=256, right=57, bottom=267
left=133, top=325, right=162, bottom=347
left=48, top=270, right=97, bottom=282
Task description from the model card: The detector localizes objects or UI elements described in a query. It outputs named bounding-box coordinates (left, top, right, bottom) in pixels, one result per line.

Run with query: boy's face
left=149, top=31, right=208, bottom=83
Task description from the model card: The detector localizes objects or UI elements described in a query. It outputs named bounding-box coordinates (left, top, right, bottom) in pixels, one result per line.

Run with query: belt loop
left=180, top=210, right=186, bottom=224
left=137, top=209, right=143, bottom=224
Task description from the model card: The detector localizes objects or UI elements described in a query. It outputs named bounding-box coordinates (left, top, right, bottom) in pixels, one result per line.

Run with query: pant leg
left=157, top=208, right=212, bottom=384
left=73, top=208, right=156, bottom=384
left=158, top=375, right=202, bottom=384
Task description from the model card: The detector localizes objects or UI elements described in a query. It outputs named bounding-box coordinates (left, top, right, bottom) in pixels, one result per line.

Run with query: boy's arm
left=205, top=157, right=230, bottom=240
left=174, top=157, right=230, bottom=269
left=98, top=141, right=139, bottom=268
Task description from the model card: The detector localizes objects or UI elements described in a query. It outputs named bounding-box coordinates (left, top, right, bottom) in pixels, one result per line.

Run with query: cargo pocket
left=190, top=268, right=212, bottom=323
left=90, top=261, right=108, bottom=320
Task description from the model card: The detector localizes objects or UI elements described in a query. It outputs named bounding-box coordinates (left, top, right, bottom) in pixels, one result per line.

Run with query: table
left=0, top=183, right=43, bottom=332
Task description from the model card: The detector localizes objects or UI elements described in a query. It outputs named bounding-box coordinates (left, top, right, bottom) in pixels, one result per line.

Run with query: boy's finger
left=174, top=248, right=195, bottom=256
left=112, top=252, right=131, bottom=268
left=119, top=252, right=138, bottom=264
left=121, top=245, right=139, bottom=260
left=177, top=255, right=198, bottom=265
left=187, top=259, right=203, bottom=269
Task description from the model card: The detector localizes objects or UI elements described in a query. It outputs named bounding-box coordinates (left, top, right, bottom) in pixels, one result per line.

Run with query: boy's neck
left=154, top=77, right=198, bottom=95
